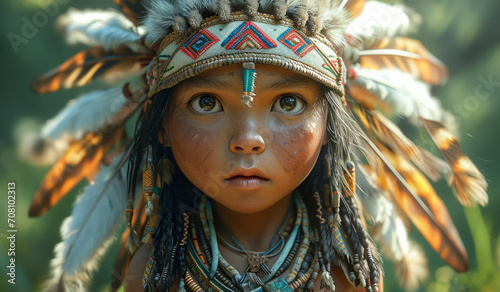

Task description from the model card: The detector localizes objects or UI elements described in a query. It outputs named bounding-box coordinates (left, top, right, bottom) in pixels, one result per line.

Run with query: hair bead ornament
left=143, top=145, right=155, bottom=216
left=345, top=161, right=356, bottom=198
left=180, top=213, right=190, bottom=246
left=313, top=192, right=326, bottom=224
left=324, top=153, right=341, bottom=228
left=141, top=146, right=162, bottom=246
left=126, top=196, right=141, bottom=254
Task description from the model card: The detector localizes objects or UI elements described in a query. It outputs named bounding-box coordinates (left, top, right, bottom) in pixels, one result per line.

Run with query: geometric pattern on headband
left=278, top=28, right=316, bottom=58
left=221, top=21, right=277, bottom=50
left=181, top=29, right=220, bottom=60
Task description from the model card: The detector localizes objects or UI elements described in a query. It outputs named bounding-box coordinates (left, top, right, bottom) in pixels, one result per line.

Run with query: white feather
left=350, top=66, right=448, bottom=123
left=22, top=84, right=146, bottom=166
left=202, top=0, right=220, bottom=14
left=346, top=1, right=421, bottom=47
left=57, top=8, right=143, bottom=49
left=42, top=87, right=127, bottom=141
left=371, top=196, right=428, bottom=289
left=318, top=1, right=349, bottom=48
left=259, top=0, right=276, bottom=10
left=18, top=132, right=71, bottom=166
left=143, top=0, right=178, bottom=45
left=27, top=88, right=126, bottom=166
left=368, top=194, right=410, bottom=261
left=177, top=0, right=204, bottom=16
left=365, top=194, right=429, bottom=290
left=44, top=154, right=129, bottom=291
left=356, top=166, right=410, bottom=261
left=338, top=0, right=348, bottom=10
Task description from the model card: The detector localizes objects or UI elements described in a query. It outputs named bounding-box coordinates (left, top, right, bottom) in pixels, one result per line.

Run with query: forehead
left=177, top=64, right=320, bottom=90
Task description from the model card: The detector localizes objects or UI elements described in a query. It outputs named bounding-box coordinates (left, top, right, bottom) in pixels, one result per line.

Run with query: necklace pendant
left=247, top=253, right=268, bottom=273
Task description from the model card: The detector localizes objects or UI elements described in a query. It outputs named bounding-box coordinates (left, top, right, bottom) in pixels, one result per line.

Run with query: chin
left=212, top=195, right=277, bottom=214
left=228, top=204, right=269, bottom=214
left=213, top=190, right=293, bottom=214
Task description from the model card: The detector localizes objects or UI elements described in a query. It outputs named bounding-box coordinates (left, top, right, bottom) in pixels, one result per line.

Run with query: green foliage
left=427, top=208, right=500, bottom=292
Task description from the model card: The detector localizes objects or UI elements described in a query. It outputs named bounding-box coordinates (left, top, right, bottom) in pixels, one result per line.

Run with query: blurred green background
left=0, top=0, right=498, bottom=291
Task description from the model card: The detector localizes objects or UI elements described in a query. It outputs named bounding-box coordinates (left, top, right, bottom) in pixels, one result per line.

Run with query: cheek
left=271, top=112, right=325, bottom=177
left=168, top=111, right=219, bottom=176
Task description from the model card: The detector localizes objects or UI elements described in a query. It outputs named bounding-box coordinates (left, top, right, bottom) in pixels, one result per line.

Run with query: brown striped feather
left=111, top=198, right=147, bottom=291
left=344, top=0, right=366, bottom=18
left=420, top=118, right=488, bottom=206
left=368, top=142, right=469, bottom=272
left=360, top=37, right=448, bottom=86
left=32, top=44, right=152, bottom=94
left=28, top=126, right=125, bottom=217
left=353, top=105, right=448, bottom=181
left=114, top=0, right=147, bottom=26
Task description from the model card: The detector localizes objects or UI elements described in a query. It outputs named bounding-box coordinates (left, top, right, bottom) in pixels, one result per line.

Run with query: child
left=124, top=62, right=380, bottom=291
left=26, top=0, right=487, bottom=291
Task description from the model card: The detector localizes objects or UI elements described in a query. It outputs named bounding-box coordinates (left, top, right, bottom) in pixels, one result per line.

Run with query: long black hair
left=127, top=88, right=198, bottom=290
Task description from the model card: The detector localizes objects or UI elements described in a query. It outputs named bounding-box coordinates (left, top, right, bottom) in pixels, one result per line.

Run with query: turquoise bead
left=242, top=68, right=255, bottom=93
left=263, top=278, right=293, bottom=292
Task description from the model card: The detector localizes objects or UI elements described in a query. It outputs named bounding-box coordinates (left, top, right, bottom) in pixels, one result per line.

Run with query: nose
left=229, top=125, right=266, bottom=155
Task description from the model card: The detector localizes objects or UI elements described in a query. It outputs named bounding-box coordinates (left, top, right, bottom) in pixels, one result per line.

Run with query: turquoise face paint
left=241, top=62, right=256, bottom=107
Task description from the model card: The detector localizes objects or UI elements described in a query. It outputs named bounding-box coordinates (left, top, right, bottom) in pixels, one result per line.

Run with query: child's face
left=163, top=64, right=327, bottom=213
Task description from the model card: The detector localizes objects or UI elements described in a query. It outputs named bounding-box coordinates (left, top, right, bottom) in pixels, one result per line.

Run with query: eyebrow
left=180, top=76, right=233, bottom=91
left=267, top=76, right=315, bottom=91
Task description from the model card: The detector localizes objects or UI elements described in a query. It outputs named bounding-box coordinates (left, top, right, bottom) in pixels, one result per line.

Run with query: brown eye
left=189, top=94, right=222, bottom=114
left=199, top=96, right=215, bottom=110
left=272, top=95, right=305, bottom=114
left=280, top=96, right=296, bottom=111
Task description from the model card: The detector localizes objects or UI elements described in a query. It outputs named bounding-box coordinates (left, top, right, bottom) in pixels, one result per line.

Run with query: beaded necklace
left=216, top=201, right=292, bottom=277
left=180, top=194, right=321, bottom=292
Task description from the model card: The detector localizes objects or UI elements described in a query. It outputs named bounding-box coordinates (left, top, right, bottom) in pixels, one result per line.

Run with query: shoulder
left=125, top=244, right=153, bottom=292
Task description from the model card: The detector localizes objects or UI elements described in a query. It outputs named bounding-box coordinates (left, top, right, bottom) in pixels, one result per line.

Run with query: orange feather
left=420, top=118, right=488, bottom=206
left=360, top=37, right=448, bottom=86
left=344, top=0, right=366, bottom=19
left=32, top=44, right=152, bottom=94
left=28, top=126, right=125, bottom=217
left=353, top=105, right=448, bottom=181
left=368, top=142, right=469, bottom=272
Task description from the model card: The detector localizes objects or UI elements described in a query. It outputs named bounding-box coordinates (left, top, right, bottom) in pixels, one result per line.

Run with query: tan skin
left=125, top=64, right=382, bottom=291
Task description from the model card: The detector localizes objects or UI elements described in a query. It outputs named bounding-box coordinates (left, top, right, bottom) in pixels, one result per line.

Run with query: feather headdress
left=24, top=0, right=487, bottom=291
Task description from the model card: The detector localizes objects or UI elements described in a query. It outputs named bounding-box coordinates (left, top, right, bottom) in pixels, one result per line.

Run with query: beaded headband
left=146, top=13, right=345, bottom=105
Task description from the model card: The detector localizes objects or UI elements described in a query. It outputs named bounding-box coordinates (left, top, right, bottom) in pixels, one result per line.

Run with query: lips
left=224, top=167, right=270, bottom=190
